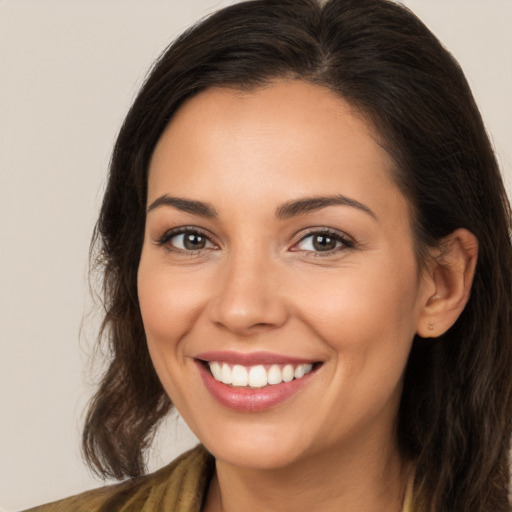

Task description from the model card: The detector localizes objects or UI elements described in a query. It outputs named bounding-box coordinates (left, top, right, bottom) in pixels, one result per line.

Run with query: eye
left=293, top=229, right=354, bottom=253
left=157, top=228, right=217, bottom=252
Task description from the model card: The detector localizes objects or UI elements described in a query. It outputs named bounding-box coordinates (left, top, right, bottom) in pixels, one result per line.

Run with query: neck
left=203, top=433, right=410, bottom=512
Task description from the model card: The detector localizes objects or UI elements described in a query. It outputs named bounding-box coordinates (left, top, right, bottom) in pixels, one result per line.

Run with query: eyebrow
left=147, top=193, right=376, bottom=220
left=275, top=194, right=376, bottom=220
left=147, top=195, right=218, bottom=217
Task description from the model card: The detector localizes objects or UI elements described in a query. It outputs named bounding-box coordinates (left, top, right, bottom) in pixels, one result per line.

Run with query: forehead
left=158, top=81, right=384, bottom=153
left=148, top=80, right=409, bottom=225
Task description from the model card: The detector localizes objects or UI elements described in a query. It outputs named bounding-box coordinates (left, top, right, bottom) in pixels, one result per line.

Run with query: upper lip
left=195, top=351, right=318, bottom=366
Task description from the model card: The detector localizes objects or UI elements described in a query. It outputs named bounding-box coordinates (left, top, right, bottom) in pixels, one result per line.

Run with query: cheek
left=137, top=254, right=204, bottom=349
left=137, top=253, right=207, bottom=405
left=293, top=257, right=421, bottom=355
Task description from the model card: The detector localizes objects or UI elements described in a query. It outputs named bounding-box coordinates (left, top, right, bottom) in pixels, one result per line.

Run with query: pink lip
left=195, top=350, right=316, bottom=366
left=195, top=358, right=319, bottom=413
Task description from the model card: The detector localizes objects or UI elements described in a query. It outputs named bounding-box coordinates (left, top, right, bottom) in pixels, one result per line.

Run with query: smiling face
left=137, top=81, right=432, bottom=471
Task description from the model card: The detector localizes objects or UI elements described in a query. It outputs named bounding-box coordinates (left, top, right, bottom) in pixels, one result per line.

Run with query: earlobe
left=416, top=228, right=478, bottom=338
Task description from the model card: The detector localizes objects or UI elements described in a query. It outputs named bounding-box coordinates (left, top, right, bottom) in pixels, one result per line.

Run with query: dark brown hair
left=83, top=1, right=512, bottom=510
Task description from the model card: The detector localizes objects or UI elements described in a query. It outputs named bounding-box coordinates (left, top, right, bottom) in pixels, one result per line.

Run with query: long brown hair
left=83, top=1, right=512, bottom=510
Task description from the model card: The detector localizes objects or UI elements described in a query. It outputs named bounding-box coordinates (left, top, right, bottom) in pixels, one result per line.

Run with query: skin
left=137, top=81, right=477, bottom=512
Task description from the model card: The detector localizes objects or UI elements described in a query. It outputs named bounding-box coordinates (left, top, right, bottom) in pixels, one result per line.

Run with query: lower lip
left=196, top=361, right=317, bottom=412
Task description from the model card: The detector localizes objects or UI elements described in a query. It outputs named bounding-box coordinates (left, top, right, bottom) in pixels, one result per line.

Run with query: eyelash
left=156, top=227, right=355, bottom=256
left=156, top=226, right=217, bottom=255
left=292, top=228, right=355, bottom=257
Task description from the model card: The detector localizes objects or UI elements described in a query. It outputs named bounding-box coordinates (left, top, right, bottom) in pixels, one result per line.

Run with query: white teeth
left=232, top=365, right=248, bottom=386
left=267, top=364, right=282, bottom=385
left=282, top=364, right=294, bottom=382
left=221, top=363, right=232, bottom=384
left=248, top=365, right=267, bottom=388
left=210, top=361, right=222, bottom=380
left=208, top=361, right=315, bottom=388
left=294, top=365, right=305, bottom=379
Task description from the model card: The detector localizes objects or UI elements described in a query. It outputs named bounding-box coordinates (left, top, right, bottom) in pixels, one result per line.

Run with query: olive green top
left=24, top=446, right=214, bottom=512
left=24, top=445, right=413, bottom=512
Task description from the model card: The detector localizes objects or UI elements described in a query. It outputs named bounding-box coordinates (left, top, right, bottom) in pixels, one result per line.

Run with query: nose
left=207, top=248, right=289, bottom=337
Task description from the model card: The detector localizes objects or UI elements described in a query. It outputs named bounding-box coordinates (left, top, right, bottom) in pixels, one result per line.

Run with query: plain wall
left=0, top=1, right=510, bottom=510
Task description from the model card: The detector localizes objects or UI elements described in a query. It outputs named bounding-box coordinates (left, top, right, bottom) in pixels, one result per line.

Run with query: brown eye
left=183, top=232, right=207, bottom=250
left=312, top=234, right=338, bottom=251
left=294, top=230, right=353, bottom=254
left=162, top=230, right=216, bottom=251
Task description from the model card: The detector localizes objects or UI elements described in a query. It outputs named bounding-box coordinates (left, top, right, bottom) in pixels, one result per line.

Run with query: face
left=138, top=81, right=431, bottom=471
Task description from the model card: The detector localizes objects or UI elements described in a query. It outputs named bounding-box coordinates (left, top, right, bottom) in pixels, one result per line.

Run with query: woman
left=26, top=0, right=512, bottom=511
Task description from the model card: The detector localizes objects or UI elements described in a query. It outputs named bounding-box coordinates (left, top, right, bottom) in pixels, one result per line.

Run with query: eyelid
left=155, top=226, right=219, bottom=252
left=290, top=228, right=355, bottom=254
left=154, top=225, right=355, bottom=255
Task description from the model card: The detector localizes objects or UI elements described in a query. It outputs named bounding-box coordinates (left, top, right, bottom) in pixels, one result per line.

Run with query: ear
left=416, top=228, right=478, bottom=338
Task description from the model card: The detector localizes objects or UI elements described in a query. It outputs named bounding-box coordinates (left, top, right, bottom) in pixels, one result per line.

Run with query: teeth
left=232, top=365, right=248, bottom=386
left=208, top=362, right=315, bottom=388
left=282, top=364, right=294, bottom=382
left=210, top=361, right=222, bottom=380
left=267, top=364, right=282, bottom=385
left=248, top=365, right=267, bottom=388
left=221, top=363, right=232, bottom=384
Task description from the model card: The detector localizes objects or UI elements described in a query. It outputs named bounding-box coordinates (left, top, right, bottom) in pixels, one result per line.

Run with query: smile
left=208, top=362, right=314, bottom=388
left=195, top=352, right=322, bottom=412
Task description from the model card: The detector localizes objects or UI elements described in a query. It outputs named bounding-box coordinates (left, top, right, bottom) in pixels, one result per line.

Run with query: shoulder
left=23, top=445, right=213, bottom=512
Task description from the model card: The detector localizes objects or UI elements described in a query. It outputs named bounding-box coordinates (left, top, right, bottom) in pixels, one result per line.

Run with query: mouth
left=204, top=361, right=317, bottom=388
left=194, top=352, right=323, bottom=412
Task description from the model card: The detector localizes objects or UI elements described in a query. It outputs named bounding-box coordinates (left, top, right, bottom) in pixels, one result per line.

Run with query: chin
left=195, top=420, right=315, bottom=471
left=208, top=439, right=303, bottom=471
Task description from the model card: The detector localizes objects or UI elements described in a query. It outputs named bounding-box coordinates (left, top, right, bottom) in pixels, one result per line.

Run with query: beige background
left=1, top=1, right=511, bottom=510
